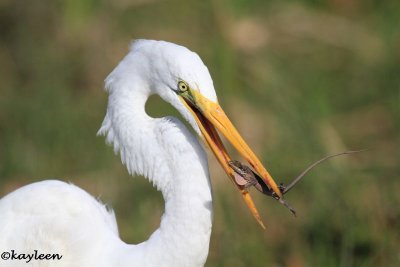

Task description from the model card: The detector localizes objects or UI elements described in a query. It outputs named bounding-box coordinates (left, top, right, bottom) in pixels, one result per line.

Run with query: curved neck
left=99, top=86, right=213, bottom=267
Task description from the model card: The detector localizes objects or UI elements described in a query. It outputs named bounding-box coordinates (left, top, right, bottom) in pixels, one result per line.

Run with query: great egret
left=0, top=40, right=281, bottom=267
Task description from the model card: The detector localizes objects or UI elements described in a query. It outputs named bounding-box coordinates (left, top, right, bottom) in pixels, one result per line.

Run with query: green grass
left=1, top=0, right=399, bottom=266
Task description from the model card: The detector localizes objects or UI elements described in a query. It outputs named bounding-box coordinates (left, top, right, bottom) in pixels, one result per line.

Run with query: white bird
left=0, top=40, right=282, bottom=267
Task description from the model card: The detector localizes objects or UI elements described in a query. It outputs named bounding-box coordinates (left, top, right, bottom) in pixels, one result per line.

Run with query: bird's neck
left=99, top=87, right=213, bottom=267
left=143, top=162, right=213, bottom=267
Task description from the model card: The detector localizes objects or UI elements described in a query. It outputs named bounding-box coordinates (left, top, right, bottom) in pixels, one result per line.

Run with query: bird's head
left=107, top=39, right=282, bottom=228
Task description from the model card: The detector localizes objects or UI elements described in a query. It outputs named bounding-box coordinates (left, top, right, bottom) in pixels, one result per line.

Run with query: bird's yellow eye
left=178, top=81, right=189, bottom=92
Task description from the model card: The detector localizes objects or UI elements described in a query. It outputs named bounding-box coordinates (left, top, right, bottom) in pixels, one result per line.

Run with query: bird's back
left=0, top=180, right=120, bottom=267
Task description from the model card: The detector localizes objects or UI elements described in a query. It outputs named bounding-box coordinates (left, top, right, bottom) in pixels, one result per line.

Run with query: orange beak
left=179, top=89, right=282, bottom=229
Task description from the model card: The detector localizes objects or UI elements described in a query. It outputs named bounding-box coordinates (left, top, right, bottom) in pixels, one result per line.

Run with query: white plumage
left=0, top=40, right=281, bottom=267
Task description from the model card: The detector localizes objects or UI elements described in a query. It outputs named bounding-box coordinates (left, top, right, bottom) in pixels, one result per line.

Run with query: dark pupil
left=181, top=85, right=186, bottom=90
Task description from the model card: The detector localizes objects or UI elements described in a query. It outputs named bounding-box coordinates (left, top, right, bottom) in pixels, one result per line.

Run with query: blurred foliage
left=0, top=0, right=399, bottom=266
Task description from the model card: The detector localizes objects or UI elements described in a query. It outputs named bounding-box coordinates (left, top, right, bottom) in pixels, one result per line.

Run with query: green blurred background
left=1, top=0, right=399, bottom=266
